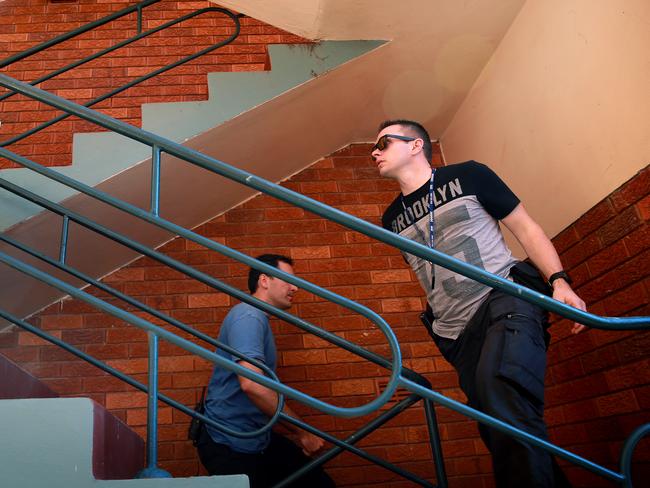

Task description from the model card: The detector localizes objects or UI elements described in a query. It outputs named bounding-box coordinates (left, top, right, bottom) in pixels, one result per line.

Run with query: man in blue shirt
left=197, top=254, right=335, bottom=487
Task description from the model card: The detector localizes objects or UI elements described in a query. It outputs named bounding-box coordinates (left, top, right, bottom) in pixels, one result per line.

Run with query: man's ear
left=257, top=273, right=269, bottom=290
left=411, top=138, right=424, bottom=156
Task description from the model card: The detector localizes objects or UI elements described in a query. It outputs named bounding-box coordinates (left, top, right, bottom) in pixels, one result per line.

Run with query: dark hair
left=378, top=119, right=433, bottom=163
left=248, top=254, right=294, bottom=293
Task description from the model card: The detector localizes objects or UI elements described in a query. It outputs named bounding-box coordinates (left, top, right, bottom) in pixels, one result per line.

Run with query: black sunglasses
left=371, top=134, right=416, bottom=154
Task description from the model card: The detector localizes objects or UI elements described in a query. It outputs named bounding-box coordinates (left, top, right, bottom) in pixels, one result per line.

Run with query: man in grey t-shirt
left=376, top=119, right=586, bottom=487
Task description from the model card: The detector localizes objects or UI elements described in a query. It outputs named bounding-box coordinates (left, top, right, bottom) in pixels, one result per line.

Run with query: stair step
left=0, top=397, right=248, bottom=488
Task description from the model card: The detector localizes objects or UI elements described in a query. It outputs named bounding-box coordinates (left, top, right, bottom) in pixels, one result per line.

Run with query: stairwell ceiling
left=212, top=0, right=527, bottom=140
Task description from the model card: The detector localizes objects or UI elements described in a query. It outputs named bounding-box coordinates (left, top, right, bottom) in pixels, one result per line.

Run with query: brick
left=355, top=284, right=396, bottom=300
left=282, top=349, right=327, bottom=367
left=17, top=330, right=61, bottom=346
left=166, top=280, right=209, bottom=294
left=308, top=258, right=350, bottom=272
left=159, top=355, right=196, bottom=373
left=595, top=390, right=639, bottom=417
left=635, top=385, right=650, bottom=409
left=381, top=298, right=423, bottom=313
left=127, top=407, right=173, bottom=427
left=39, top=314, right=83, bottom=330
left=290, top=246, right=331, bottom=259
left=143, top=266, right=186, bottom=281
left=602, top=281, right=648, bottom=316
left=597, top=206, right=643, bottom=248
left=82, top=376, right=130, bottom=393
left=305, top=231, right=347, bottom=246
left=561, top=233, right=602, bottom=269
left=106, top=327, right=147, bottom=344
left=604, top=359, right=650, bottom=391
left=106, top=391, right=148, bottom=409
left=578, top=346, right=618, bottom=375
left=329, top=271, right=371, bottom=286
left=170, top=309, right=214, bottom=325
left=638, top=194, right=650, bottom=221
left=330, top=244, right=372, bottom=258
left=61, top=329, right=105, bottom=345
left=615, top=331, right=650, bottom=363
left=105, top=358, right=148, bottom=375
left=574, top=199, right=616, bottom=238
left=297, top=301, right=342, bottom=318
left=145, top=295, right=189, bottom=311
left=123, top=280, right=167, bottom=296
left=609, top=166, right=650, bottom=212
left=264, top=207, right=305, bottom=220
left=171, top=372, right=208, bottom=388
left=371, top=269, right=412, bottom=283
left=616, top=248, right=650, bottom=285
left=585, top=241, right=629, bottom=278
left=187, top=293, right=230, bottom=308
left=46, top=377, right=83, bottom=395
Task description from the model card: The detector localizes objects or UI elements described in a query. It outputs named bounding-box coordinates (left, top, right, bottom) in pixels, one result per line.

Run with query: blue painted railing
left=0, top=177, right=442, bottom=485
left=0, top=60, right=648, bottom=487
left=0, top=0, right=241, bottom=146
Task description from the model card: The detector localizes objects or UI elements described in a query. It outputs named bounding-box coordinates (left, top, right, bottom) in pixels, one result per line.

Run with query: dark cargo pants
left=433, top=288, right=570, bottom=488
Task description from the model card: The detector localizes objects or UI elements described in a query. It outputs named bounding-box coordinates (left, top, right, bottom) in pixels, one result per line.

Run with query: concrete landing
left=0, top=398, right=248, bottom=488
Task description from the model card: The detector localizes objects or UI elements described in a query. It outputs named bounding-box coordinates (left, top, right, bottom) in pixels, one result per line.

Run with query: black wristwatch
left=548, top=270, right=572, bottom=287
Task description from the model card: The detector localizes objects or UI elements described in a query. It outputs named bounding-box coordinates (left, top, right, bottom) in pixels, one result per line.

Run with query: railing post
left=150, top=145, right=161, bottom=216
left=59, top=215, right=69, bottom=264
left=424, top=398, right=448, bottom=488
left=135, top=332, right=172, bottom=478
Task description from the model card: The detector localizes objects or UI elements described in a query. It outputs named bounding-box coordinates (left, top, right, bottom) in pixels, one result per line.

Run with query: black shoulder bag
left=188, top=386, right=207, bottom=446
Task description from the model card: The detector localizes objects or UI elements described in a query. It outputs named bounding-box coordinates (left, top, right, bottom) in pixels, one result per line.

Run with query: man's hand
left=297, top=431, right=324, bottom=456
left=552, top=279, right=587, bottom=334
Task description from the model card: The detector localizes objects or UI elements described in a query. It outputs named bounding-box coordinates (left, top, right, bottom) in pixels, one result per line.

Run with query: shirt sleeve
left=225, top=313, right=267, bottom=364
left=471, top=162, right=520, bottom=220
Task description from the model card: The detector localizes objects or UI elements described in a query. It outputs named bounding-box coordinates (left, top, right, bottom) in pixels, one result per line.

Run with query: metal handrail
left=0, top=0, right=159, bottom=69
left=0, top=233, right=285, bottom=440
left=0, top=171, right=444, bottom=483
left=0, top=177, right=424, bottom=385
left=0, top=74, right=648, bottom=331
left=0, top=307, right=440, bottom=487
left=0, top=74, right=647, bottom=486
left=0, top=1, right=241, bottom=146
left=0, top=185, right=402, bottom=418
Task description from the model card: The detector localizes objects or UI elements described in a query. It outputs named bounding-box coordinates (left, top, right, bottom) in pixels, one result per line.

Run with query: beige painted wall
left=441, top=0, right=650, bottom=254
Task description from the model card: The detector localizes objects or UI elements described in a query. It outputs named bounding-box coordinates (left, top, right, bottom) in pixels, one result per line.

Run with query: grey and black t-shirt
left=381, top=161, right=519, bottom=339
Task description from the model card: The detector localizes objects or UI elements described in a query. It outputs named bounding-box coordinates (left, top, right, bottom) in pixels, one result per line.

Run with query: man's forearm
left=238, top=363, right=304, bottom=434
left=502, top=204, right=564, bottom=280
left=517, top=222, right=564, bottom=280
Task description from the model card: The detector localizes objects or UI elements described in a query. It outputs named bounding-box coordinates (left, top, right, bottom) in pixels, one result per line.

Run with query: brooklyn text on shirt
left=391, top=177, right=463, bottom=233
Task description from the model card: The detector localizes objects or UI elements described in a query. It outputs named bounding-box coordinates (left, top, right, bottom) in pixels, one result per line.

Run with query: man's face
left=371, top=125, right=416, bottom=179
left=264, top=261, right=298, bottom=310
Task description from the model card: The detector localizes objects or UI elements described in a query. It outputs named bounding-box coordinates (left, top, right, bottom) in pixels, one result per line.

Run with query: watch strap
left=548, top=270, right=572, bottom=286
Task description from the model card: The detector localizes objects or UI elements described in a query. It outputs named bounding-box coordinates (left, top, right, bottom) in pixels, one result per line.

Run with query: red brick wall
left=545, top=165, right=650, bottom=487
left=0, top=0, right=306, bottom=168
left=2, top=128, right=646, bottom=485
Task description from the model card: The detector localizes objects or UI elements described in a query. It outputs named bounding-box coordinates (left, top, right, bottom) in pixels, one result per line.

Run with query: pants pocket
left=497, top=314, right=547, bottom=405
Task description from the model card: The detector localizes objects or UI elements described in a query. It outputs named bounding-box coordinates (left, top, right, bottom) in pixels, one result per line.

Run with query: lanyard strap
left=400, top=169, right=436, bottom=248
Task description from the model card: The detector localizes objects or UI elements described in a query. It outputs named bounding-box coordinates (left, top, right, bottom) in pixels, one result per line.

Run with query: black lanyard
left=400, top=169, right=436, bottom=249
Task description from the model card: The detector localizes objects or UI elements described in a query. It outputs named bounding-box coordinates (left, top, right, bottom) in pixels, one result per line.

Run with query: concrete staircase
left=0, top=397, right=248, bottom=488
left=0, top=40, right=382, bottom=231
left=0, top=38, right=385, bottom=322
